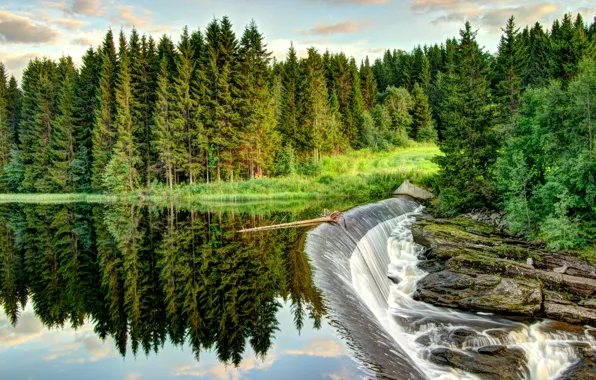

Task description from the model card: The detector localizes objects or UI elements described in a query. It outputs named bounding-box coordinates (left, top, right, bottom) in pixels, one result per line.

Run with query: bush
left=297, top=158, right=322, bottom=177
left=274, top=145, right=296, bottom=176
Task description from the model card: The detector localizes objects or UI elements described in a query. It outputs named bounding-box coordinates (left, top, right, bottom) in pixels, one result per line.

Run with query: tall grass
left=0, top=145, right=440, bottom=205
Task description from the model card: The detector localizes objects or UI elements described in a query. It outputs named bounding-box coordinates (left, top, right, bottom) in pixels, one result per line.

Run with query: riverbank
left=0, top=145, right=439, bottom=205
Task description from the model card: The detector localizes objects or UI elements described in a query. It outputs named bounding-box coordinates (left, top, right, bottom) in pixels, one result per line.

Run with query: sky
left=1, top=0, right=595, bottom=80
left=0, top=301, right=362, bottom=380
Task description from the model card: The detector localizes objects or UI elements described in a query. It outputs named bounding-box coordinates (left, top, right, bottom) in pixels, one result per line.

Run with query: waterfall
left=306, top=198, right=596, bottom=380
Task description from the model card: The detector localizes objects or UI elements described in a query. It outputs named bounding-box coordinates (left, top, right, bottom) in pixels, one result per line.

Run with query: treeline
left=0, top=203, right=323, bottom=363
left=0, top=16, right=435, bottom=194
left=430, top=14, right=596, bottom=250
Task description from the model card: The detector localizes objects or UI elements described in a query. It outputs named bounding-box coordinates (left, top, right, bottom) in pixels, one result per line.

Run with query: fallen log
left=238, top=210, right=343, bottom=233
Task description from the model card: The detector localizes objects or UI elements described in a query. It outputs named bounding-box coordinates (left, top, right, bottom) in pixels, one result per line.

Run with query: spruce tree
left=345, top=58, right=364, bottom=148
left=493, top=16, right=525, bottom=116
left=50, top=57, right=78, bottom=191
left=360, top=57, right=377, bottom=111
left=152, top=58, right=176, bottom=189
left=436, top=22, right=500, bottom=214
left=105, top=43, right=140, bottom=192
left=522, top=23, right=550, bottom=88
left=0, top=63, right=10, bottom=182
left=6, top=76, right=21, bottom=145
left=410, top=82, right=436, bottom=142
left=279, top=43, right=300, bottom=149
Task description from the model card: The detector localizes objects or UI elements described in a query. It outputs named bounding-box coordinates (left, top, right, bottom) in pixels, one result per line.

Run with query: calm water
left=0, top=201, right=363, bottom=379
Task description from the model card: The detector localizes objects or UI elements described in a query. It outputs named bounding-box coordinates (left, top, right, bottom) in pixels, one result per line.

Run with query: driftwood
left=238, top=210, right=344, bottom=233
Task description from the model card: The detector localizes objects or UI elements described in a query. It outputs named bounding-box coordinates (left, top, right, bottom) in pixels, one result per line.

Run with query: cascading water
left=306, top=198, right=596, bottom=380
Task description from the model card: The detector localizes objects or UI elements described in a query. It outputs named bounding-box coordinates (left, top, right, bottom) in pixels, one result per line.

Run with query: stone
left=393, top=180, right=435, bottom=200
left=477, top=345, right=507, bottom=355
left=579, top=298, right=596, bottom=310
left=414, top=270, right=542, bottom=316
left=428, top=347, right=528, bottom=380
left=558, top=351, right=596, bottom=380
left=544, top=302, right=596, bottom=325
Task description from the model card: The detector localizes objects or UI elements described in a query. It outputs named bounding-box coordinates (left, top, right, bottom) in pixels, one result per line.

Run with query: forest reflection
left=0, top=202, right=325, bottom=367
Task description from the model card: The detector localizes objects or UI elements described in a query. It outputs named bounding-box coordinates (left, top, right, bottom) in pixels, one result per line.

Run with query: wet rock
left=416, top=259, right=444, bottom=273
left=477, top=345, right=506, bottom=355
left=414, top=270, right=542, bottom=316
left=544, top=302, right=596, bottom=325
left=587, top=329, right=596, bottom=339
left=558, top=351, right=596, bottom=380
left=388, top=274, right=400, bottom=285
left=429, top=346, right=527, bottom=380
left=538, top=320, right=587, bottom=337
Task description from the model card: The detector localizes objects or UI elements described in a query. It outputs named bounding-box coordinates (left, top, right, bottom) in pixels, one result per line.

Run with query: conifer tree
left=152, top=58, right=176, bottom=189
left=345, top=58, right=364, bottom=148
left=50, top=57, right=78, bottom=191
left=0, top=63, right=10, bottom=181
left=297, top=47, right=331, bottom=160
left=521, top=23, right=550, bottom=88
left=493, top=16, right=525, bottom=116
left=105, top=41, right=140, bottom=192
left=410, top=82, right=436, bottom=142
left=91, top=31, right=118, bottom=191
left=6, top=76, right=21, bottom=144
left=360, top=57, right=377, bottom=111
left=172, top=26, right=204, bottom=184
left=436, top=22, right=500, bottom=214
left=239, top=20, right=278, bottom=178
left=279, top=43, right=300, bottom=149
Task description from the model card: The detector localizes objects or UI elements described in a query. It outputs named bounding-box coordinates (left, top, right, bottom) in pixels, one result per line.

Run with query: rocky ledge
left=411, top=216, right=596, bottom=326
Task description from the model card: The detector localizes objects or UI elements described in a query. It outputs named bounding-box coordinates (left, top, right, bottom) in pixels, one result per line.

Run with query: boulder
left=428, top=346, right=528, bottom=380
left=414, top=270, right=542, bottom=316
left=558, top=351, right=596, bottom=380
left=412, top=216, right=596, bottom=324
left=393, top=180, right=435, bottom=200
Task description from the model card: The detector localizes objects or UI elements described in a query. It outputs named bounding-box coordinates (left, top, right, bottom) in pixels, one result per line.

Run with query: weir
left=305, top=198, right=596, bottom=380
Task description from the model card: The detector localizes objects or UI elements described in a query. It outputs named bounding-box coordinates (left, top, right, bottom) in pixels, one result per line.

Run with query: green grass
left=0, top=144, right=441, bottom=205
left=143, top=144, right=440, bottom=203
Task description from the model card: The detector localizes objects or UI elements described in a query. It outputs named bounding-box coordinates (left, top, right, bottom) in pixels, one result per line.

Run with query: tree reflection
left=0, top=202, right=325, bottom=367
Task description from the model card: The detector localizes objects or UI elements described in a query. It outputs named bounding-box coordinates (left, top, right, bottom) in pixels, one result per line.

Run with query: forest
left=0, top=13, right=595, bottom=249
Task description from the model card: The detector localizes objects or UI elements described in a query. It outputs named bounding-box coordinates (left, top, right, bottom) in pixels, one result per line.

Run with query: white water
left=349, top=206, right=596, bottom=380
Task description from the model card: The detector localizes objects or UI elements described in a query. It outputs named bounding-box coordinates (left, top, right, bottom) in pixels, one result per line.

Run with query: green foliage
left=274, top=144, right=296, bottom=176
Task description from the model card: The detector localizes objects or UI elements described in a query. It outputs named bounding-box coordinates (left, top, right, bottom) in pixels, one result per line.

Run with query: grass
left=0, top=144, right=441, bottom=205
left=142, top=144, right=440, bottom=203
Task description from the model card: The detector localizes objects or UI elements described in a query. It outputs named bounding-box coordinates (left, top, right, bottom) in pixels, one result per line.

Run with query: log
left=238, top=210, right=343, bottom=233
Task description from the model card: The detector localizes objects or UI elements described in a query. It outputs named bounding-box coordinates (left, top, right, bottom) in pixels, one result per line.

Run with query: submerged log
left=238, top=210, right=343, bottom=233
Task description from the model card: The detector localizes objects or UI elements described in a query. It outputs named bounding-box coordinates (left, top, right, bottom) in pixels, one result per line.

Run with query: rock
left=587, top=329, right=596, bottom=339
left=477, top=345, right=507, bottom=355
left=388, top=274, right=400, bottom=285
left=579, top=298, right=596, bottom=310
left=558, top=351, right=596, bottom=380
left=544, top=302, right=596, bottom=325
left=414, top=270, right=542, bottom=316
left=428, top=347, right=528, bottom=380
left=538, top=320, right=587, bottom=337
left=393, top=180, right=435, bottom=200
left=411, top=216, right=596, bottom=324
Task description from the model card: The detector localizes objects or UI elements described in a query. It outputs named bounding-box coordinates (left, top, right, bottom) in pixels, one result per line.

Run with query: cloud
left=125, top=373, right=142, bottom=380
left=71, top=0, right=107, bottom=17
left=173, top=353, right=278, bottom=380
left=110, top=5, right=171, bottom=33
left=54, top=18, right=89, bottom=30
left=0, top=10, right=59, bottom=43
left=0, top=312, right=44, bottom=347
left=70, top=36, right=94, bottom=46
left=296, top=19, right=373, bottom=35
left=312, top=0, right=390, bottom=4
left=282, top=339, right=347, bottom=358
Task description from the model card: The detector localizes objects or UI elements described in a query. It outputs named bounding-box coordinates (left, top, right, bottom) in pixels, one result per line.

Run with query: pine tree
left=436, top=22, right=500, bottom=214
left=522, top=23, right=550, bottom=88
left=172, top=26, right=204, bottom=185
left=152, top=58, right=176, bottom=189
left=345, top=58, right=364, bottom=148
left=493, top=16, right=525, bottom=116
left=360, top=57, right=377, bottom=111
left=297, top=47, right=331, bottom=160
left=0, top=63, right=10, bottom=182
left=50, top=57, right=78, bottom=191
left=105, top=41, right=140, bottom=192
left=239, top=20, right=278, bottom=178
left=6, top=76, right=21, bottom=145
left=91, top=31, right=118, bottom=191
left=410, top=82, right=436, bottom=142
left=279, top=43, right=300, bottom=149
